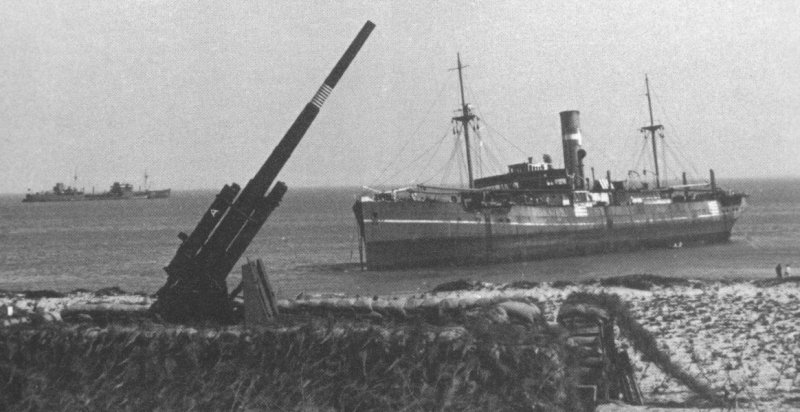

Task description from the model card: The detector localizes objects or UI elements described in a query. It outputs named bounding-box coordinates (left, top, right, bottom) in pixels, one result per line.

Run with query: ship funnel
left=560, top=110, right=585, bottom=188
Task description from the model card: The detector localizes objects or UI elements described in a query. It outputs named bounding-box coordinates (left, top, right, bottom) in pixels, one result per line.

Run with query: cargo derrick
left=151, top=21, right=375, bottom=323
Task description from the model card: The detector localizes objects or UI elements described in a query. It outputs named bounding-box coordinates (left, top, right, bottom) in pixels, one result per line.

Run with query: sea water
left=1, top=178, right=798, bottom=299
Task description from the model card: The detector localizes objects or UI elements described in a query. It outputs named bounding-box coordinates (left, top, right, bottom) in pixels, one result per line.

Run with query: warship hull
left=146, top=189, right=171, bottom=199
left=24, top=182, right=170, bottom=202
left=22, top=193, right=84, bottom=203
left=355, top=198, right=745, bottom=270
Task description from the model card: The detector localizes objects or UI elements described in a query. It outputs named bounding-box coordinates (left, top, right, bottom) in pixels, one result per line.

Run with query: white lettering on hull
left=708, top=201, right=720, bottom=216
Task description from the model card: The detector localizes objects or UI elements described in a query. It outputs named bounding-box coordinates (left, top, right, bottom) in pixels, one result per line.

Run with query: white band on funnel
left=563, top=133, right=582, bottom=144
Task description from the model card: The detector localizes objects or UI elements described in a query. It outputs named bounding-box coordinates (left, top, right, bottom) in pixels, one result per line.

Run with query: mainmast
left=451, top=53, right=476, bottom=188
left=641, top=74, right=664, bottom=188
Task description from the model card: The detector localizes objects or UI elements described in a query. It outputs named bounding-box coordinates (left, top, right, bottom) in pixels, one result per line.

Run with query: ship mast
left=641, top=74, right=664, bottom=188
left=451, top=53, right=476, bottom=188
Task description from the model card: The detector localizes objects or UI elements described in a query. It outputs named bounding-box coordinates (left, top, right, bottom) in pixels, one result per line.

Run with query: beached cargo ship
left=353, top=57, right=746, bottom=269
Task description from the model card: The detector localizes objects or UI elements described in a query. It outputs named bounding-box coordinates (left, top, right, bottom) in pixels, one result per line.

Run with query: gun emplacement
left=152, top=21, right=375, bottom=323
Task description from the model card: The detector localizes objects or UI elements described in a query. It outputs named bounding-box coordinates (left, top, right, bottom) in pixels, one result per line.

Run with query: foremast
left=451, top=53, right=476, bottom=188
left=640, top=74, right=664, bottom=188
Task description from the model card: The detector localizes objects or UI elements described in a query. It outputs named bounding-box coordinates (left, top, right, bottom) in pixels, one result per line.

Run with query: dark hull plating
left=22, top=193, right=84, bottom=202
left=356, top=198, right=744, bottom=270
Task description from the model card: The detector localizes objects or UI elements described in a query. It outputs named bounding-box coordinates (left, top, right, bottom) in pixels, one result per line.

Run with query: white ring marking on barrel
left=311, top=84, right=333, bottom=108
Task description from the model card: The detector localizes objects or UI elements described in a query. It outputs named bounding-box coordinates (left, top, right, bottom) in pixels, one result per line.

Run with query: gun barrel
left=197, top=21, right=375, bottom=262
left=155, top=21, right=375, bottom=322
left=324, top=21, right=376, bottom=89
left=247, top=20, right=375, bottom=197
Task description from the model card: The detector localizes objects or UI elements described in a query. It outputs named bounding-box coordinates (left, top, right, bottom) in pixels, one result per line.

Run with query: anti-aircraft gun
left=151, top=21, right=376, bottom=323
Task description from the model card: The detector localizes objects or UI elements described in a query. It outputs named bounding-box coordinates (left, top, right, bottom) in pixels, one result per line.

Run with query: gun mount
left=151, top=21, right=376, bottom=323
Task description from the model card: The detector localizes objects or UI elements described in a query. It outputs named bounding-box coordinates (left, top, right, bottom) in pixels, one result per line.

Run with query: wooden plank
left=242, top=260, right=274, bottom=325
left=255, top=259, right=279, bottom=316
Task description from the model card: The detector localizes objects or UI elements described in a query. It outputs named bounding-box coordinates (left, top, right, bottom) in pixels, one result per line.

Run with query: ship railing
left=667, top=183, right=709, bottom=189
left=417, top=184, right=575, bottom=195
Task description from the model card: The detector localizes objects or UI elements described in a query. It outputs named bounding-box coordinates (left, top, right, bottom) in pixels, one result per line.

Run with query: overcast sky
left=2, top=0, right=798, bottom=193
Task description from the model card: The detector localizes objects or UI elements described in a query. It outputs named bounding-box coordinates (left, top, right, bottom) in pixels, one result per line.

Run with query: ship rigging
left=353, top=54, right=746, bottom=270
left=370, top=58, right=708, bottom=196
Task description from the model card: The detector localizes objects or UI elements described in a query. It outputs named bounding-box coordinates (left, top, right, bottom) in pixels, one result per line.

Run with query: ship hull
left=22, top=194, right=85, bottom=202
left=85, top=193, right=134, bottom=200
left=146, top=189, right=171, bottom=199
left=356, top=198, right=745, bottom=270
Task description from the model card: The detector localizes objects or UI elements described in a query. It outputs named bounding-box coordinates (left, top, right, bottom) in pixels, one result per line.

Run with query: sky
left=2, top=0, right=799, bottom=193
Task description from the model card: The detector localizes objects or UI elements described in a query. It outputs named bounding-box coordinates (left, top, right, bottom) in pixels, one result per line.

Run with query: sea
left=1, top=178, right=798, bottom=299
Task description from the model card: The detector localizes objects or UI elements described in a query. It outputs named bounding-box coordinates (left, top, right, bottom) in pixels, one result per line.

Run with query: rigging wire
left=370, top=82, right=450, bottom=186
left=626, top=132, right=645, bottom=173
left=609, top=107, right=648, bottom=179
left=474, top=127, right=507, bottom=175
left=471, top=116, right=502, bottom=174
left=432, top=135, right=463, bottom=186
left=650, top=88, right=701, bottom=178
left=631, top=138, right=650, bottom=178
left=664, top=140, right=700, bottom=180
left=419, top=129, right=460, bottom=185
left=660, top=132, right=668, bottom=185
left=371, top=136, right=414, bottom=186
left=474, top=126, right=496, bottom=178
left=465, top=81, right=528, bottom=159
left=477, top=138, right=484, bottom=177
left=381, top=126, right=451, bottom=186
left=410, top=127, right=452, bottom=183
left=456, top=130, right=465, bottom=187
left=438, top=141, right=457, bottom=186
left=476, top=116, right=528, bottom=156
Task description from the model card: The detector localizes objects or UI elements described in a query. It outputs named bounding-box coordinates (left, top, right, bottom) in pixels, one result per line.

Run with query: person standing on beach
left=785, top=264, right=792, bottom=278
left=776, top=263, right=783, bottom=279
